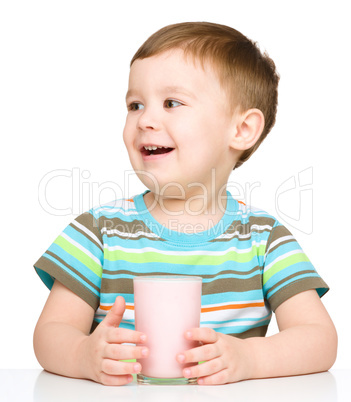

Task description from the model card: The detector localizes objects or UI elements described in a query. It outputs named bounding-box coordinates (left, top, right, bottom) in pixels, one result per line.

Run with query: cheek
left=122, top=121, right=134, bottom=149
left=122, top=130, right=127, bottom=148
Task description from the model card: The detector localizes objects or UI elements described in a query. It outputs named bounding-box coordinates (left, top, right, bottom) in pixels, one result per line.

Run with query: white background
left=1, top=0, right=350, bottom=370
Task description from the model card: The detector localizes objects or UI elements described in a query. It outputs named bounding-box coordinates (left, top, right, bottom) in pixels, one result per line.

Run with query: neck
left=144, top=187, right=228, bottom=233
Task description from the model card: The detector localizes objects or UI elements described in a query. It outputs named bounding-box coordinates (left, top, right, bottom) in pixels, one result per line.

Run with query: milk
left=133, top=276, right=202, bottom=384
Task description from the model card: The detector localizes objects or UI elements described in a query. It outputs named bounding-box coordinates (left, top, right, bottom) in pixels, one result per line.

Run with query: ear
left=229, top=109, right=265, bottom=151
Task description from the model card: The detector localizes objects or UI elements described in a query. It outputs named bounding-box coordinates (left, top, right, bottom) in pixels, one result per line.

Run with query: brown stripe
left=101, top=274, right=263, bottom=295
left=97, top=216, right=276, bottom=242
left=90, top=320, right=99, bottom=333
left=70, top=224, right=102, bottom=251
left=101, top=277, right=134, bottom=294
left=103, top=232, right=163, bottom=242
left=211, top=216, right=276, bottom=242
left=268, top=277, right=329, bottom=312
left=265, top=225, right=293, bottom=256
left=267, top=270, right=317, bottom=296
left=75, top=212, right=103, bottom=247
left=202, top=277, right=262, bottom=295
left=44, top=250, right=100, bottom=293
left=34, top=256, right=99, bottom=310
left=97, top=217, right=155, bottom=235
left=97, top=216, right=165, bottom=241
left=229, top=325, right=268, bottom=338
left=103, top=266, right=261, bottom=278
left=267, top=237, right=296, bottom=257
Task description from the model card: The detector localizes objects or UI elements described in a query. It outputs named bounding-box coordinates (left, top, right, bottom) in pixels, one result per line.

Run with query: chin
left=141, top=177, right=187, bottom=198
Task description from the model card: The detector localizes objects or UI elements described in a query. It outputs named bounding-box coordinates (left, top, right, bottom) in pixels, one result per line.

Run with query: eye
left=128, top=102, right=144, bottom=111
left=164, top=99, right=182, bottom=109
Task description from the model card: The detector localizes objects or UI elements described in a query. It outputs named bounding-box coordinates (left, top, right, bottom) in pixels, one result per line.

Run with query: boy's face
left=123, top=49, right=239, bottom=197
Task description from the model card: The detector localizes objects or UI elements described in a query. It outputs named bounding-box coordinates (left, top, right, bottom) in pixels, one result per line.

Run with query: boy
left=33, top=22, right=337, bottom=386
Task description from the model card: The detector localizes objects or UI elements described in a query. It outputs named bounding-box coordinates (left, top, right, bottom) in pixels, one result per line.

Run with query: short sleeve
left=34, top=210, right=104, bottom=310
left=263, top=221, right=329, bottom=311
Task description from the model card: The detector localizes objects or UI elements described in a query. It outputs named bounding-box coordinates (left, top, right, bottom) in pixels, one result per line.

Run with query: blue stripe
left=92, top=206, right=138, bottom=220
left=202, top=290, right=264, bottom=304
left=101, top=293, right=135, bottom=304
left=264, top=261, right=316, bottom=291
left=103, top=260, right=261, bottom=275
left=266, top=242, right=302, bottom=263
left=64, top=225, right=103, bottom=259
left=119, top=322, right=135, bottom=330
left=98, top=291, right=265, bottom=306
left=206, top=321, right=269, bottom=335
left=202, top=313, right=271, bottom=325
left=266, top=273, right=321, bottom=299
left=102, top=270, right=261, bottom=282
left=48, top=243, right=101, bottom=284
left=104, top=235, right=270, bottom=252
left=43, top=253, right=100, bottom=297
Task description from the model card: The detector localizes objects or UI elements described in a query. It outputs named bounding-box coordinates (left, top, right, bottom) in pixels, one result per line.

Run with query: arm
left=33, top=280, right=148, bottom=385
left=176, top=290, right=337, bottom=385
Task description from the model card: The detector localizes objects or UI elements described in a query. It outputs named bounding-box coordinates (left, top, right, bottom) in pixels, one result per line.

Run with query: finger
left=197, top=369, right=230, bottom=385
left=102, top=296, right=126, bottom=328
left=100, top=373, right=134, bottom=386
left=106, top=327, right=147, bottom=344
left=177, top=343, right=219, bottom=364
left=185, top=327, right=218, bottom=344
left=101, top=359, right=142, bottom=376
left=104, top=343, right=149, bottom=360
left=182, top=358, right=224, bottom=379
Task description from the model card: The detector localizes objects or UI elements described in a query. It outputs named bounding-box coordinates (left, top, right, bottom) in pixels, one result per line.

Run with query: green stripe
left=54, top=235, right=102, bottom=276
left=263, top=253, right=310, bottom=284
left=104, top=244, right=266, bottom=265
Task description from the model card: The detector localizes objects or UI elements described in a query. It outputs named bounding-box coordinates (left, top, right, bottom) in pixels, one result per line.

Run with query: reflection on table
left=32, top=370, right=338, bottom=402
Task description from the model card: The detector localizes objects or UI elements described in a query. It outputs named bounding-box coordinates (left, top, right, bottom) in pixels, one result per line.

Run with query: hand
left=79, top=296, right=149, bottom=386
left=176, top=328, right=253, bottom=385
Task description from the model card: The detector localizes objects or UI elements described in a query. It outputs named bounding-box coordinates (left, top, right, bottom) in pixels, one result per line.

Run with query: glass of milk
left=133, top=275, right=202, bottom=385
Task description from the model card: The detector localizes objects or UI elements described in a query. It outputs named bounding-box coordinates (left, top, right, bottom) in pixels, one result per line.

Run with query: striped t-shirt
left=34, top=191, right=328, bottom=338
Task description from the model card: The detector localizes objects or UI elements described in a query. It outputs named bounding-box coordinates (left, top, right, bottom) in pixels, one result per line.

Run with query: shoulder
left=233, top=200, right=280, bottom=232
left=83, top=194, right=154, bottom=239
left=70, top=196, right=141, bottom=238
left=227, top=198, right=295, bottom=245
left=89, top=196, right=139, bottom=221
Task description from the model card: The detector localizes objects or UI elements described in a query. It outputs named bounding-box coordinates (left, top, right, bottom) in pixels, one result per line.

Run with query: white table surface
left=1, top=369, right=350, bottom=402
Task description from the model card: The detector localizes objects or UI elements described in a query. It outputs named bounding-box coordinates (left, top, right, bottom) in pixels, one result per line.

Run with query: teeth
left=144, top=146, right=164, bottom=151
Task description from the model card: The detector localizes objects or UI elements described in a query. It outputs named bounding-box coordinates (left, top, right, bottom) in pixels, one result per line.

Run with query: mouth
left=140, top=145, right=175, bottom=157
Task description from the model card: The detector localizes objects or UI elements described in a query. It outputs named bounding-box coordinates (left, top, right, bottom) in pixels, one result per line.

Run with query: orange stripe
left=99, top=305, right=135, bottom=311
left=201, top=302, right=264, bottom=313
left=238, top=200, right=246, bottom=205
left=100, top=303, right=262, bottom=313
left=126, top=198, right=134, bottom=202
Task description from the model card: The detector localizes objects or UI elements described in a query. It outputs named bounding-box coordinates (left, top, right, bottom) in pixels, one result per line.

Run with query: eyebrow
left=125, top=86, right=197, bottom=101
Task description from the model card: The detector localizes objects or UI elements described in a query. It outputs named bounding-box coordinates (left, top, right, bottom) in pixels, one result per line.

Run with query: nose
left=137, top=105, right=160, bottom=131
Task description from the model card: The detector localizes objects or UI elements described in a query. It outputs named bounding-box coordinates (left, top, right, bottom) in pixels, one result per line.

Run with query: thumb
left=102, top=296, right=126, bottom=328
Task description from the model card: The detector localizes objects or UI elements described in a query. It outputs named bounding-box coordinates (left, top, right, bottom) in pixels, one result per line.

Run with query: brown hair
left=131, top=22, right=279, bottom=169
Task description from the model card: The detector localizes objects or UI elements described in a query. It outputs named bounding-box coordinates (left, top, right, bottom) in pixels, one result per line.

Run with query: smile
left=140, top=145, right=175, bottom=158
